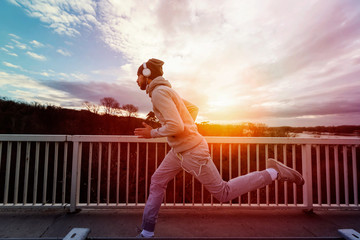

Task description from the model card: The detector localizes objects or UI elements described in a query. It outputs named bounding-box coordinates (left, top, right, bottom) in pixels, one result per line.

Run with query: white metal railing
left=0, top=135, right=359, bottom=212
left=0, top=135, right=69, bottom=208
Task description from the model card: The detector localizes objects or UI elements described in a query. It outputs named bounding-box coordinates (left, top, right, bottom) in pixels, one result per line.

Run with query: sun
left=204, top=92, right=240, bottom=121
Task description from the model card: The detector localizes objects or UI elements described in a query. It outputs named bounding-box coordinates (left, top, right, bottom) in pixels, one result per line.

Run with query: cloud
left=2, top=61, right=22, bottom=69
left=57, top=49, right=72, bottom=56
left=11, top=39, right=27, bottom=50
left=30, top=40, right=44, bottom=48
left=7, top=52, right=18, bottom=57
left=8, top=33, right=20, bottom=39
left=26, top=51, right=47, bottom=61
left=39, top=79, right=151, bottom=111
left=0, top=71, right=84, bottom=107
left=9, top=0, right=99, bottom=37
left=2, top=46, right=18, bottom=57
left=1, top=47, right=9, bottom=52
left=59, top=73, right=69, bottom=78
left=40, top=72, right=49, bottom=77
left=6, top=0, right=20, bottom=7
left=0, top=71, right=37, bottom=89
left=70, top=72, right=88, bottom=81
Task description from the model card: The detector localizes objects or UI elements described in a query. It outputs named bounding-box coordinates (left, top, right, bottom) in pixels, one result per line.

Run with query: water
left=291, top=131, right=360, bottom=139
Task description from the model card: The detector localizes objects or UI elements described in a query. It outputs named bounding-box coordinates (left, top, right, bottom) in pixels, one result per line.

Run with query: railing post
left=70, top=141, right=79, bottom=213
left=302, top=144, right=313, bottom=210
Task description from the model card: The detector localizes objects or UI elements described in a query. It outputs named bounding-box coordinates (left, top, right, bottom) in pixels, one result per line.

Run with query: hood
left=146, top=76, right=172, bottom=97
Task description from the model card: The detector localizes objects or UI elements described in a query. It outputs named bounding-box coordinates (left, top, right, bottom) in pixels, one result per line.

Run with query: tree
left=246, top=122, right=268, bottom=137
left=100, top=97, right=120, bottom=115
left=83, top=101, right=100, bottom=114
left=122, top=104, right=138, bottom=117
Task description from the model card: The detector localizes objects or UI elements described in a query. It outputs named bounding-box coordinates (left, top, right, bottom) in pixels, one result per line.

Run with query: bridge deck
left=0, top=208, right=359, bottom=239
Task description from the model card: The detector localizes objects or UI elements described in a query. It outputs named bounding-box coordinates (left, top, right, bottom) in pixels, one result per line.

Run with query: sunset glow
left=1, top=0, right=360, bottom=126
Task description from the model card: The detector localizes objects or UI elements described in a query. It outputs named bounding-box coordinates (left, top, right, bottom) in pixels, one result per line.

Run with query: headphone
left=142, top=62, right=151, bottom=77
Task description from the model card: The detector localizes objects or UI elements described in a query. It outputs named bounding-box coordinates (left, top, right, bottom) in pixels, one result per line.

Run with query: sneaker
left=267, top=158, right=305, bottom=185
left=135, top=227, right=154, bottom=239
left=136, top=233, right=154, bottom=238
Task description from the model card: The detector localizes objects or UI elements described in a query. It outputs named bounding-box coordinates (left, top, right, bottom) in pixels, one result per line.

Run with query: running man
left=134, top=58, right=304, bottom=238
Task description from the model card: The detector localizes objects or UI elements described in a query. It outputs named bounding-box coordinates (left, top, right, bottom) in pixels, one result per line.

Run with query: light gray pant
left=142, top=139, right=273, bottom=232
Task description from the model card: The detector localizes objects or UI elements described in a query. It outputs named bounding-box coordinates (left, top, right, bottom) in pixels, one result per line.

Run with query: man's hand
left=134, top=122, right=153, bottom=138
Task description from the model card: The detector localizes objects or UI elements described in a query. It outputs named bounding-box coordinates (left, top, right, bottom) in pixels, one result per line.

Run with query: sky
left=1, top=0, right=360, bottom=127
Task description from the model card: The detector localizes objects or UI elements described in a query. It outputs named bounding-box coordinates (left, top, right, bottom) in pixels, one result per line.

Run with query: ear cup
left=142, top=62, right=151, bottom=77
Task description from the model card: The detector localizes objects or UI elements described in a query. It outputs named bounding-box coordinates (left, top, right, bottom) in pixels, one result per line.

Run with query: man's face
left=136, top=74, right=147, bottom=90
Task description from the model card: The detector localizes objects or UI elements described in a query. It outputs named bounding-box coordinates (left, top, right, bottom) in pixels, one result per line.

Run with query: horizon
left=1, top=0, right=360, bottom=127
left=2, top=96, right=360, bottom=130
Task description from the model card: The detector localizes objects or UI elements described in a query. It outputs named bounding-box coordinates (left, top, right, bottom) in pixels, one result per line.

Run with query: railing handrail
left=1, top=134, right=359, bottom=145
left=0, top=134, right=68, bottom=142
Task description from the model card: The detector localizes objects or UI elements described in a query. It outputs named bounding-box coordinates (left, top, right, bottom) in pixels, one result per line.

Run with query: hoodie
left=147, top=76, right=204, bottom=153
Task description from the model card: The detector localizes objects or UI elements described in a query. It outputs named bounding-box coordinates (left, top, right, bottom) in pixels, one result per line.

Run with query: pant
left=142, top=139, right=273, bottom=232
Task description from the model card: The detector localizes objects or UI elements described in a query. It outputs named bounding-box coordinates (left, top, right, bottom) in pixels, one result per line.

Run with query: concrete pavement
left=0, top=208, right=359, bottom=239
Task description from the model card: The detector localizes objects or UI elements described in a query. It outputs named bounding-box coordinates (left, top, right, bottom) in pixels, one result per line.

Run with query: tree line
left=1, top=97, right=359, bottom=136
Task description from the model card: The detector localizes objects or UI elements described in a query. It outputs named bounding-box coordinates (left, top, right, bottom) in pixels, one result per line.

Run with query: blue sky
left=0, top=1, right=129, bottom=107
left=1, top=0, right=360, bottom=127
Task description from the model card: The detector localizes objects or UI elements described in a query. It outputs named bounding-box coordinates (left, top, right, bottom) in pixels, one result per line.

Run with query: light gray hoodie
left=147, top=76, right=204, bottom=153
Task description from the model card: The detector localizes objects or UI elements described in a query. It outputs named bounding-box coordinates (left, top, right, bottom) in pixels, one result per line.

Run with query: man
left=134, top=58, right=304, bottom=238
